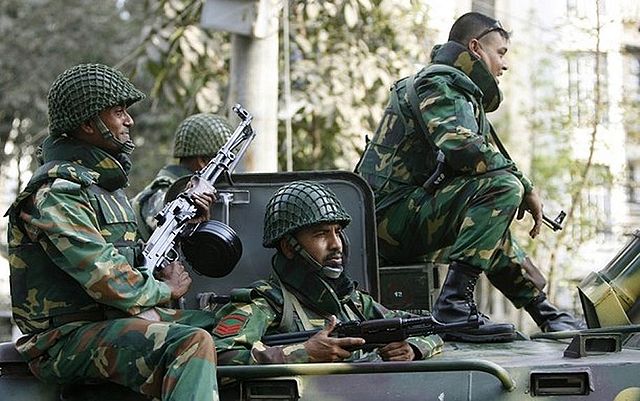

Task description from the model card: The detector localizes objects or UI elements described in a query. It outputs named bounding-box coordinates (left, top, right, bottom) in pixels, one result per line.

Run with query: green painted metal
left=3, top=171, right=640, bottom=401
left=218, top=359, right=516, bottom=391
left=531, top=324, right=640, bottom=340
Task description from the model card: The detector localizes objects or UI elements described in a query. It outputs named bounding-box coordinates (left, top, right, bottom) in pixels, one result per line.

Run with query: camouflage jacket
left=130, top=164, right=191, bottom=241
left=6, top=136, right=171, bottom=359
left=357, top=41, right=533, bottom=212
left=212, top=267, right=443, bottom=365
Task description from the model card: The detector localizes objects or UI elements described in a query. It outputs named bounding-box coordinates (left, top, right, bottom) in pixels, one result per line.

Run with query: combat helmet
left=48, top=63, right=145, bottom=136
left=263, top=181, right=352, bottom=248
left=173, top=113, right=233, bottom=158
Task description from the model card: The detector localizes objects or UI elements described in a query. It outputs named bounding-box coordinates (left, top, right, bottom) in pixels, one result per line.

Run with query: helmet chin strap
left=286, top=235, right=344, bottom=279
left=92, top=115, right=135, bottom=155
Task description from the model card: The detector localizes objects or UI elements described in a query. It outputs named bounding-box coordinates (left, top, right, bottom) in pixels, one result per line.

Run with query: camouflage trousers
left=28, top=308, right=219, bottom=401
left=376, top=171, right=542, bottom=308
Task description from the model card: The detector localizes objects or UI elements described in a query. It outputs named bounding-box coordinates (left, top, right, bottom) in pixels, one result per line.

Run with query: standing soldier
left=356, top=12, right=584, bottom=342
left=6, top=63, right=221, bottom=401
left=131, top=113, right=233, bottom=241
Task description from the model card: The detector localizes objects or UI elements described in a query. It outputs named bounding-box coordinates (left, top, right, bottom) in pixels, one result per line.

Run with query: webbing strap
left=274, top=273, right=296, bottom=332
left=488, top=123, right=513, bottom=161
left=405, top=73, right=438, bottom=151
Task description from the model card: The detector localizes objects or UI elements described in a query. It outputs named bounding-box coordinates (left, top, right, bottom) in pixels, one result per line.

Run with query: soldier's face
left=98, top=105, right=134, bottom=151
left=293, top=223, right=344, bottom=267
left=469, top=31, right=509, bottom=82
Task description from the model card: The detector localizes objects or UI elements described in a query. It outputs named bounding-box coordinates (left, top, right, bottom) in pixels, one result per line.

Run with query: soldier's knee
left=191, top=327, right=214, bottom=343
left=176, top=327, right=216, bottom=362
left=491, top=174, right=525, bottom=206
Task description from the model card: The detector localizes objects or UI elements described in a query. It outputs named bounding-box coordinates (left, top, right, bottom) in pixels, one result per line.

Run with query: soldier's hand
left=304, top=315, right=365, bottom=362
left=378, top=341, right=415, bottom=361
left=159, top=261, right=192, bottom=299
left=517, top=190, right=543, bottom=239
left=188, top=192, right=215, bottom=224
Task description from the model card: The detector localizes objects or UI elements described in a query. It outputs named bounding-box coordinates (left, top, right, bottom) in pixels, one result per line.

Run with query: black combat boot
left=432, top=261, right=517, bottom=342
left=525, top=293, right=587, bottom=332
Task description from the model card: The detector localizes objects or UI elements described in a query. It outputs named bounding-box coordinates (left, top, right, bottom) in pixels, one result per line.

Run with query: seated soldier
left=131, top=113, right=233, bottom=241
left=7, top=63, right=221, bottom=401
left=355, top=12, right=584, bottom=342
left=212, top=181, right=443, bottom=364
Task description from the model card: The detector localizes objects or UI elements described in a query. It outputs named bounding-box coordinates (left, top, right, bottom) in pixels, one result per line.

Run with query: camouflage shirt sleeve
left=419, top=81, right=534, bottom=193
left=357, top=292, right=444, bottom=360
left=138, top=187, right=167, bottom=236
left=213, top=298, right=311, bottom=365
left=23, top=179, right=171, bottom=314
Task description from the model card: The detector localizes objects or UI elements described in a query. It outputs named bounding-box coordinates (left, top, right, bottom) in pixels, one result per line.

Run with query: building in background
left=622, top=2, right=640, bottom=231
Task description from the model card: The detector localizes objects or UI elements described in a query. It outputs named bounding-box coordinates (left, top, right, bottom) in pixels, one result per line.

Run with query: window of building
left=623, top=52, right=640, bottom=205
left=566, top=0, right=607, bottom=19
left=566, top=52, right=609, bottom=127
left=573, top=163, right=613, bottom=241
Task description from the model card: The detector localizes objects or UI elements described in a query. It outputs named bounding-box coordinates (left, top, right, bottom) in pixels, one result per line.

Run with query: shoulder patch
left=213, top=312, right=248, bottom=338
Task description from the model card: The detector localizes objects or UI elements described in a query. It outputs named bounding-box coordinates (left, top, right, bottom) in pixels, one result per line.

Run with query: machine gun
left=261, top=315, right=481, bottom=350
left=142, top=104, right=255, bottom=277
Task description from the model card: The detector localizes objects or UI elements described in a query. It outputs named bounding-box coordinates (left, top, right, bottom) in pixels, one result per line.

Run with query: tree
left=0, top=0, right=148, bottom=258
left=132, top=0, right=436, bottom=172
left=282, top=0, right=433, bottom=170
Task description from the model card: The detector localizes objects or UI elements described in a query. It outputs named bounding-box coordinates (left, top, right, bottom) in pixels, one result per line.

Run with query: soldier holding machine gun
left=212, top=181, right=446, bottom=364
left=7, top=63, right=255, bottom=401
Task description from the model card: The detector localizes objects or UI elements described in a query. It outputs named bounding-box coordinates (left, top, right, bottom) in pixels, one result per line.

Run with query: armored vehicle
left=2, top=171, right=639, bottom=401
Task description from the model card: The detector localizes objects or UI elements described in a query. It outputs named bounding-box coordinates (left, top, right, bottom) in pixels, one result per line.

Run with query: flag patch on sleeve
left=213, top=313, right=248, bottom=337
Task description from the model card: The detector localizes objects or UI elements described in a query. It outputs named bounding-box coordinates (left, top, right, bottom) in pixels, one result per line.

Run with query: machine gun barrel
left=261, top=315, right=480, bottom=349
left=142, top=104, right=255, bottom=272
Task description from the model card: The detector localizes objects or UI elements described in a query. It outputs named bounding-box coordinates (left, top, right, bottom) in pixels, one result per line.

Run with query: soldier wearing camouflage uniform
left=7, top=63, right=221, bottom=401
left=212, top=181, right=443, bottom=364
left=131, top=113, right=233, bottom=241
left=356, top=12, right=584, bottom=342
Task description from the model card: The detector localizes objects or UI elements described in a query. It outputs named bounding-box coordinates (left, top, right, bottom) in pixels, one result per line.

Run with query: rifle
left=142, top=104, right=255, bottom=273
left=261, top=315, right=481, bottom=350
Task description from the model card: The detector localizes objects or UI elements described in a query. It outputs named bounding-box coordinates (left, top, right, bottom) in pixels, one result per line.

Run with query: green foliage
left=131, top=0, right=230, bottom=115
left=132, top=0, right=435, bottom=172
left=124, top=0, right=231, bottom=194
left=283, top=0, right=433, bottom=170
left=0, top=0, right=143, bottom=181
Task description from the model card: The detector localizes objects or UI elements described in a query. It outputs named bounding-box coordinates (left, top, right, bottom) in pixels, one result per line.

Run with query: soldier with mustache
left=6, top=63, right=221, bottom=401
left=212, top=181, right=444, bottom=364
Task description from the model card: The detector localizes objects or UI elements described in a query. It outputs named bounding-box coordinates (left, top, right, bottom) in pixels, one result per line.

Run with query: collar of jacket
left=272, top=252, right=356, bottom=320
left=429, top=41, right=503, bottom=112
left=40, top=135, right=129, bottom=191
